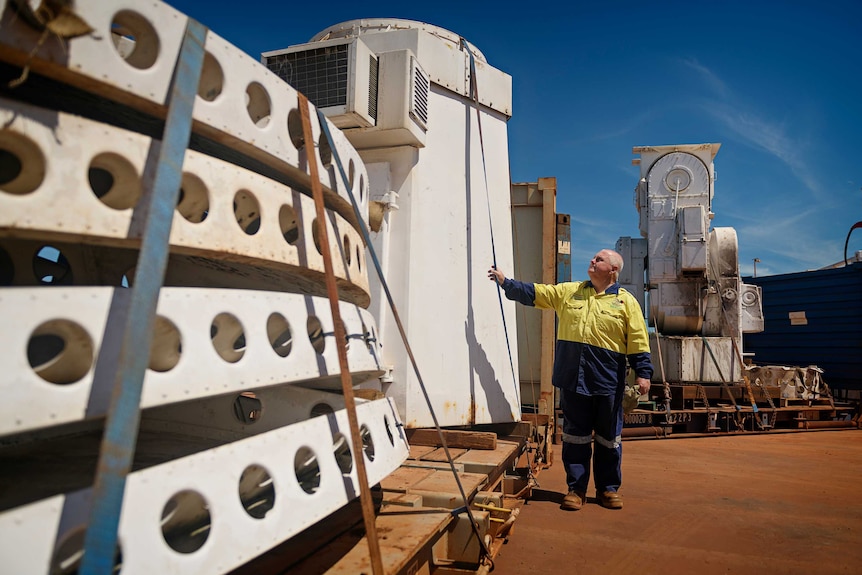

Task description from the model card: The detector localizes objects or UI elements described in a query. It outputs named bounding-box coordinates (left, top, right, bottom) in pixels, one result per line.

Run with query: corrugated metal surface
left=745, top=262, right=862, bottom=389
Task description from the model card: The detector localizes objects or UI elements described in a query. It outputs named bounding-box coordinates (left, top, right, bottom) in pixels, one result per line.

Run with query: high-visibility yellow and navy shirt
left=501, top=278, right=653, bottom=396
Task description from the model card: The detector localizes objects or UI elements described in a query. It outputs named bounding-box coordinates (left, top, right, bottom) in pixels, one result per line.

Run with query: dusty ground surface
left=492, top=430, right=862, bottom=575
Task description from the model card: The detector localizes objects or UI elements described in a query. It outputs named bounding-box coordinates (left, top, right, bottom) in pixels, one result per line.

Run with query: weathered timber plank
left=421, top=447, right=468, bottom=462
left=292, top=506, right=452, bottom=575
left=455, top=440, right=521, bottom=478
left=409, top=470, right=488, bottom=501
left=402, top=461, right=465, bottom=473
left=407, top=429, right=497, bottom=450
left=380, top=467, right=436, bottom=493
left=408, top=445, right=438, bottom=460
left=381, top=492, right=423, bottom=508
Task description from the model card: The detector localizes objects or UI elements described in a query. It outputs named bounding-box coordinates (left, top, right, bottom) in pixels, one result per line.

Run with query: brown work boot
left=561, top=490, right=586, bottom=511
left=597, top=491, right=623, bottom=509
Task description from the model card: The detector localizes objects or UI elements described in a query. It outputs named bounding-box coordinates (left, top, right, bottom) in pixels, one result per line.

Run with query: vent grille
left=264, top=45, right=349, bottom=108
left=410, top=62, right=429, bottom=128
left=368, top=54, right=379, bottom=121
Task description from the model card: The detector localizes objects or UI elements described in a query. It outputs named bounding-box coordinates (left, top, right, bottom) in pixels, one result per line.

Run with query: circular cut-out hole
left=197, top=51, right=224, bottom=101
left=266, top=313, right=292, bottom=358
left=359, top=174, right=365, bottom=202
left=211, top=312, right=246, bottom=363
left=318, top=126, right=332, bottom=168
left=89, top=152, right=141, bottom=210
left=279, top=204, right=300, bottom=245
left=287, top=108, right=304, bottom=150
left=310, top=402, right=334, bottom=418
left=348, top=159, right=355, bottom=191
left=239, top=464, right=275, bottom=519
left=50, top=527, right=122, bottom=574
left=384, top=415, right=395, bottom=446
left=307, top=316, right=325, bottom=354
left=149, top=315, right=181, bottom=372
left=161, top=490, right=211, bottom=554
left=246, top=82, right=271, bottom=128
left=356, top=245, right=362, bottom=272
left=333, top=433, right=353, bottom=475
left=233, top=190, right=261, bottom=235
left=28, top=320, right=93, bottom=385
left=110, top=10, right=160, bottom=70
left=0, top=149, right=21, bottom=187
left=361, top=424, right=375, bottom=462
left=177, top=173, right=209, bottom=223
left=0, top=130, right=45, bottom=195
left=343, top=235, right=352, bottom=266
left=233, top=391, right=262, bottom=424
left=0, top=245, right=13, bottom=285
left=33, top=245, right=73, bottom=285
left=294, top=446, right=321, bottom=494
left=311, top=218, right=323, bottom=255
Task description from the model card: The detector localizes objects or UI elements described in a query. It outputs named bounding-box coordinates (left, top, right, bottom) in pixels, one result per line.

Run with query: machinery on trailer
left=616, top=144, right=856, bottom=435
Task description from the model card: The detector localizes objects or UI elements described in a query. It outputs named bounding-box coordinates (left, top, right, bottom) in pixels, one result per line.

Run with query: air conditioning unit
left=262, top=37, right=379, bottom=129
left=371, top=49, right=428, bottom=147
left=263, top=40, right=429, bottom=148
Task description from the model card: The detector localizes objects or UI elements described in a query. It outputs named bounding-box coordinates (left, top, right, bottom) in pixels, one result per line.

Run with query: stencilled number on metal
left=624, top=413, right=652, bottom=425
left=663, top=412, right=692, bottom=424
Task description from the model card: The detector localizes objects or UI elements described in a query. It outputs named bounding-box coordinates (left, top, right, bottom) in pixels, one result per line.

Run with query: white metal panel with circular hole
left=194, top=31, right=371, bottom=228
left=0, top=394, right=408, bottom=574
left=0, top=287, right=384, bottom=438
left=0, top=0, right=187, bottom=104
left=0, top=97, right=369, bottom=303
left=0, top=1, right=369, bottom=230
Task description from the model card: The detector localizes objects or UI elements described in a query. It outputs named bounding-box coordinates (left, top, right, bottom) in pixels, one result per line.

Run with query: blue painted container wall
left=745, top=262, right=862, bottom=389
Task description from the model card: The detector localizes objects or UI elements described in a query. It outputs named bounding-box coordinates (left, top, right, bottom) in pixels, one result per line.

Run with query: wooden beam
left=539, top=178, right=557, bottom=421
left=406, top=429, right=497, bottom=450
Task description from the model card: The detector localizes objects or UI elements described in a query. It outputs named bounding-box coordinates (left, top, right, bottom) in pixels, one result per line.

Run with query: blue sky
left=170, top=0, right=861, bottom=277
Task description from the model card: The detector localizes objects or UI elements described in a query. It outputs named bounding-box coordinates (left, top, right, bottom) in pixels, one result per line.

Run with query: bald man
left=489, top=249, right=652, bottom=510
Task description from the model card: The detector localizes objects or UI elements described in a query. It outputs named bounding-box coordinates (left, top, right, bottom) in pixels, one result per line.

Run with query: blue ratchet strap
left=80, top=19, right=207, bottom=575
left=460, top=37, right=521, bottom=408
left=316, top=110, right=493, bottom=565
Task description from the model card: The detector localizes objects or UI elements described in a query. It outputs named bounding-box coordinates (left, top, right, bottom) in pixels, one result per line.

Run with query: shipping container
left=745, top=262, right=862, bottom=389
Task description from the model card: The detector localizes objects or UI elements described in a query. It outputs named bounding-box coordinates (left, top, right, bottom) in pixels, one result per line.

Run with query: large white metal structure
left=0, top=1, right=412, bottom=572
left=265, top=20, right=521, bottom=428
left=617, top=143, right=764, bottom=383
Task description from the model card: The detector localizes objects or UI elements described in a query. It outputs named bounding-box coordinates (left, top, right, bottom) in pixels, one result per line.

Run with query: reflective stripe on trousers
left=563, top=432, right=622, bottom=450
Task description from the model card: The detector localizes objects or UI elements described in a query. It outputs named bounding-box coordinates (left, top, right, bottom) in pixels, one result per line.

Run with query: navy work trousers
left=560, top=388, right=624, bottom=494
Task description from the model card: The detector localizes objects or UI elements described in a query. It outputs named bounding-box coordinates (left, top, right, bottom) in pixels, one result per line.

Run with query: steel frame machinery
left=616, top=144, right=856, bottom=436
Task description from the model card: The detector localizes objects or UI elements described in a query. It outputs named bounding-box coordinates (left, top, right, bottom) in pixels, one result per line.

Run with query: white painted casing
left=282, top=21, right=520, bottom=427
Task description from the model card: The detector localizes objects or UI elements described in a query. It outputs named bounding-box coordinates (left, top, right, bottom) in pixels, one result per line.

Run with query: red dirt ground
left=492, top=430, right=862, bottom=575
